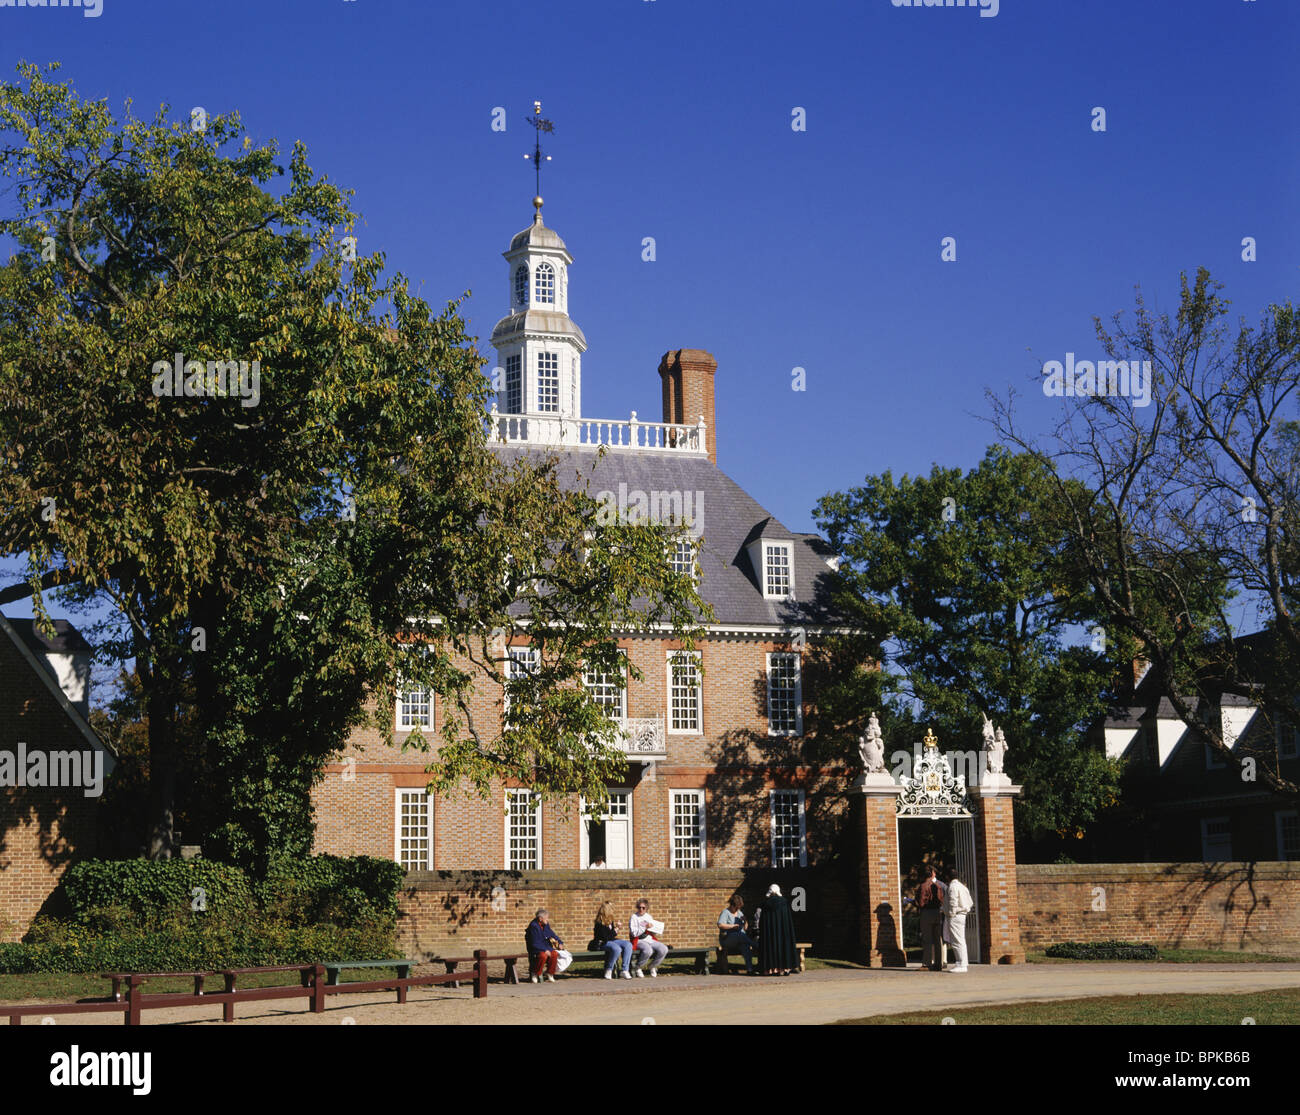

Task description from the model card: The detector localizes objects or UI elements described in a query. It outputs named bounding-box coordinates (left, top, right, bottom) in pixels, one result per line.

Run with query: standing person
left=717, top=893, right=756, bottom=975
left=944, top=868, right=974, bottom=973
left=525, top=908, right=565, bottom=983
left=756, top=884, right=798, bottom=976
left=629, top=897, right=669, bottom=977
left=916, top=864, right=946, bottom=972
left=591, top=900, right=634, bottom=979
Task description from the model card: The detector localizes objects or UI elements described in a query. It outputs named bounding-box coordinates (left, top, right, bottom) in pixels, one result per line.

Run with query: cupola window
left=535, top=262, right=555, bottom=305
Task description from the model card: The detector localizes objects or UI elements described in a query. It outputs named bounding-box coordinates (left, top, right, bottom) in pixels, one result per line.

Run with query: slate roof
left=493, top=444, right=845, bottom=628
left=7, top=617, right=92, bottom=655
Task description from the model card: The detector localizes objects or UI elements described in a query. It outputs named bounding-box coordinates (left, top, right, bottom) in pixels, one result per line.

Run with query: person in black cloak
left=756, top=883, right=798, bottom=976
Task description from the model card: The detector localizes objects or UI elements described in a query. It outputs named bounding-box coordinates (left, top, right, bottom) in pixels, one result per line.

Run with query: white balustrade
left=488, top=405, right=707, bottom=456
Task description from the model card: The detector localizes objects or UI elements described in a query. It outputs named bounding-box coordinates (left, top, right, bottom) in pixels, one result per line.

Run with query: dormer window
left=534, top=262, right=555, bottom=305
left=763, top=542, right=793, bottom=599
left=514, top=265, right=529, bottom=307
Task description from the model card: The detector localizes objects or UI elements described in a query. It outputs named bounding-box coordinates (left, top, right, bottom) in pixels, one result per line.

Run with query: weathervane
left=524, top=100, right=554, bottom=214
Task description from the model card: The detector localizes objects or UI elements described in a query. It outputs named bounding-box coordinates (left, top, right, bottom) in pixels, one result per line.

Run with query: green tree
left=815, top=446, right=1123, bottom=850
left=991, top=270, right=1300, bottom=798
left=0, top=63, right=706, bottom=864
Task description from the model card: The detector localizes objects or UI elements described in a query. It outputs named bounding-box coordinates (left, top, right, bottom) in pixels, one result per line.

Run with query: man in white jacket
left=943, top=869, right=975, bottom=972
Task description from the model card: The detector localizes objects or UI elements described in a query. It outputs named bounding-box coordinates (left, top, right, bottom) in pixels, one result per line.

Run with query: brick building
left=0, top=613, right=114, bottom=941
left=311, top=197, right=852, bottom=882
left=1089, top=657, right=1300, bottom=864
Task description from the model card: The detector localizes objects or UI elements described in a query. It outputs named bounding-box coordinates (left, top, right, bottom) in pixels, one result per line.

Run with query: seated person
left=525, top=908, right=565, bottom=983
left=591, top=900, right=634, bottom=979
left=717, top=892, right=756, bottom=975
left=629, top=897, right=669, bottom=977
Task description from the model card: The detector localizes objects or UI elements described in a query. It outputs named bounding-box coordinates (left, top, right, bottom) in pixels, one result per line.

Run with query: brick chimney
left=658, top=348, right=718, bottom=465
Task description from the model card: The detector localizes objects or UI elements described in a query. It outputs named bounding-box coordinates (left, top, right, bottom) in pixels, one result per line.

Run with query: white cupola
left=490, top=196, right=587, bottom=425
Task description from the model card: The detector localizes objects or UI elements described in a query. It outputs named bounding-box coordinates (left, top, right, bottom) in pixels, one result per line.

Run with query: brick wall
left=395, top=867, right=858, bottom=961
left=0, top=632, right=99, bottom=942
left=1017, top=862, right=1300, bottom=952
left=312, top=632, right=854, bottom=872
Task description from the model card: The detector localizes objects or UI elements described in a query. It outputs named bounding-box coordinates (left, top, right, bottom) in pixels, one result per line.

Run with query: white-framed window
left=505, top=353, right=521, bottom=413
left=1278, top=720, right=1300, bottom=760
left=506, top=788, right=541, bottom=869
left=667, top=651, right=702, bottom=734
left=504, top=646, right=539, bottom=723
left=1204, top=740, right=1227, bottom=770
left=766, top=652, right=802, bottom=736
left=514, top=264, right=529, bottom=307
left=1201, top=816, right=1232, bottom=861
left=670, top=789, right=706, bottom=868
left=583, top=658, right=626, bottom=720
left=394, top=789, right=433, bottom=871
left=1276, top=811, right=1300, bottom=860
left=770, top=789, right=807, bottom=867
left=534, top=261, right=555, bottom=305
left=537, top=352, right=559, bottom=412
left=396, top=683, right=431, bottom=732
left=669, top=537, right=696, bottom=580
left=763, top=542, right=793, bottom=599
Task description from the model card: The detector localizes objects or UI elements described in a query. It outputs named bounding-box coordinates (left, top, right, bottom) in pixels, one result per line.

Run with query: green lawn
left=835, top=988, right=1300, bottom=1025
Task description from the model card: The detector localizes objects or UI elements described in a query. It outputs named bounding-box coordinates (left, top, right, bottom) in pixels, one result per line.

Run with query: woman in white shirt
left=629, top=897, right=669, bottom=977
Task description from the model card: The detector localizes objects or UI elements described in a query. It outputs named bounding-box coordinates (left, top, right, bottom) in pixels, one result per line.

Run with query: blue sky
left=3, top=0, right=1297, bottom=637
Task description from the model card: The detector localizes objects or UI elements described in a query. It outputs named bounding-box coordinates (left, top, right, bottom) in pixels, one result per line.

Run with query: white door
left=583, top=792, right=632, bottom=868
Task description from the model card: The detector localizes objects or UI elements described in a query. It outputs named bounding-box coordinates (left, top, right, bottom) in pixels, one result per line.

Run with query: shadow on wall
left=1165, top=861, right=1270, bottom=949
left=701, top=651, right=868, bottom=958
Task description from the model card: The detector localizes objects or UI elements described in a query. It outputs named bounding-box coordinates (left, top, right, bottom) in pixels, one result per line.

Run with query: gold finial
left=923, top=726, right=938, bottom=749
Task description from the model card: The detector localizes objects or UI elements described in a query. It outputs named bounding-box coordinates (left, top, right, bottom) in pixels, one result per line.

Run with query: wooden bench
left=715, top=941, right=813, bottom=974
left=517, top=946, right=711, bottom=977
left=321, top=959, right=414, bottom=986
left=439, top=953, right=523, bottom=986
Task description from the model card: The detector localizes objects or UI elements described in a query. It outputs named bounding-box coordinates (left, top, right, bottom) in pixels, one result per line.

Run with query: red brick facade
left=312, top=633, right=850, bottom=873
left=974, top=791, right=1025, bottom=963
left=0, top=627, right=102, bottom=942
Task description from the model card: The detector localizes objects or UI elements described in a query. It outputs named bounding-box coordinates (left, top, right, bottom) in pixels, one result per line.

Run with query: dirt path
left=13, top=963, right=1300, bottom=1026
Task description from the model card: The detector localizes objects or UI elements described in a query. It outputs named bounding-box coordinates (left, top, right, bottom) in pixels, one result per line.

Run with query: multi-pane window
left=1278, top=721, right=1300, bottom=760
left=670, top=790, right=706, bottom=868
left=583, top=660, right=626, bottom=720
left=770, top=789, right=806, bottom=867
left=537, top=352, right=560, bottom=412
left=395, top=790, right=432, bottom=871
left=504, top=646, right=539, bottom=723
left=668, top=652, right=701, bottom=733
left=514, top=265, right=529, bottom=307
left=1277, top=812, right=1300, bottom=860
left=1201, top=817, right=1232, bottom=861
left=534, top=261, right=555, bottom=304
left=396, top=684, right=431, bottom=731
left=505, top=354, right=521, bottom=413
left=764, top=542, right=793, bottom=598
left=670, top=538, right=695, bottom=580
left=767, top=652, right=802, bottom=735
left=506, top=788, right=541, bottom=869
